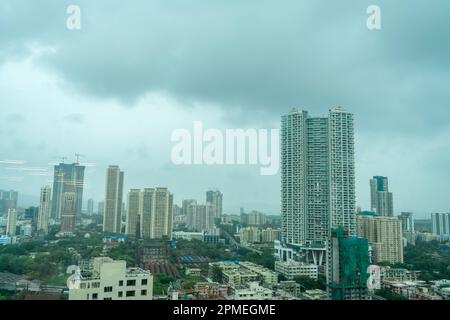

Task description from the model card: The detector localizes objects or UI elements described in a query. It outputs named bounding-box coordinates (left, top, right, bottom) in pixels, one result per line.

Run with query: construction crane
left=75, top=153, right=85, bottom=164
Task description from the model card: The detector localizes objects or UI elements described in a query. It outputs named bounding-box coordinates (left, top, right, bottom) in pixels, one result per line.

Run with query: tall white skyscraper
left=370, top=176, right=394, bottom=216
left=125, top=189, right=140, bottom=238
left=186, top=203, right=215, bottom=232
left=281, top=107, right=355, bottom=246
left=152, top=188, right=173, bottom=240
left=206, top=190, right=223, bottom=219
left=139, top=188, right=174, bottom=240
left=37, top=186, right=51, bottom=235
left=103, top=166, right=124, bottom=234
left=6, top=208, right=17, bottom=236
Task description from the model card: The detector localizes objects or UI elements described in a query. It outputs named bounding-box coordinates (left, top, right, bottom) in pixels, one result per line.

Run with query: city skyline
left=2, top=1, right=450, bottom=218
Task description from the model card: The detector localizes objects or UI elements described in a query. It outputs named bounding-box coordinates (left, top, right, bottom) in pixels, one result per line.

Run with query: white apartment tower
left=206, top=190, right=223, bottom=219
left=281, top=107, right=355, bottom=246
left=103, top=166, right=124, bottom=234
left=6, top=208, right=17, bottom=236
left=125, top=189, right=140, bottom=238
left=37, top=186, right=51, bottom=235
left=139, top=188, right=174, bottom=240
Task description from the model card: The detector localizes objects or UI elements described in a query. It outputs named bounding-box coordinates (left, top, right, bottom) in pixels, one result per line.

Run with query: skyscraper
left=51, top=163, right=85, bottom=222
left=87, top=198, right=95, bottom=216
left=6, top=208, right=17, bottom=236
left=103, top=166, right=124, bottom=234
left=182, top=199, right=197, bottom=217
left=37, top=186, right=51, bottom=235
left=206, top=190, right=223, bottom=219
left=327, top=227, right=370, bottom=300
left=357, top=212, right=404, bottom=264
left=399, top=212, right=415, bottom=245
left=186, top=203, right=215, bottom=232
left=281, top=107, right=355, bottom=247
left=431, top=212, right=450, bottom=241
left=97, top=201, right=105, bottom=216
left=151, top=188, right=174, bottom=240
left=139, top=188, right=174, bottom=240
left=140, top=188, right=154, bottom=239
left=125, top=189, right=140, bottom=238
left=370, top=176, right=394, bottom=216
left=60, top=191, right=77, bottom=234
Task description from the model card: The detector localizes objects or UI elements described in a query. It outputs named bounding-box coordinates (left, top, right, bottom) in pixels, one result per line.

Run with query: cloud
left=63, top=113, right=85, bottom=124
left=0, top=0, right=449, bottom=215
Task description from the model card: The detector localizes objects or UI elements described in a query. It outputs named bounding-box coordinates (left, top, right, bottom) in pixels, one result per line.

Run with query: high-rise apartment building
left=51, top=163, right=85, bottom=223
left=357, top=212, right=404, bottom=264
left=399, top=212, right=415, bottom=245
left=206, top=190, right=223, bottom=219
left=37, top=186, right=51, bottom=235
left=97, top=201, right=105, bottom=216
left=327, top=227, right=370, bottom=300
left=139, top=188, right=174, bottom=240
left=370, top=176, right=394, bottom=216
left=60, top=191, right=77, bottom=234
left=125, top=189, right=140, bottom=238
left=87, top=199, right=95, bottom=216
left=152, top=188, right=173, bottom=239
left=247, top=211, right=267, bottom=227
left=182, top=199, right=197, bottom=216
left=103, top=166, right=124, bottom=234
left=281, top=107, right=355, bottom=246
left=431, top=213, right=450, bottom=241
left=6, top=208, right=17, bottom=236
left=187, top=203, right=215, bottom=232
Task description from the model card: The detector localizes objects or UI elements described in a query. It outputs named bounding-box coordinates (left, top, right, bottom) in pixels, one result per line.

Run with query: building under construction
left=327, top=227, right=371, bottom=300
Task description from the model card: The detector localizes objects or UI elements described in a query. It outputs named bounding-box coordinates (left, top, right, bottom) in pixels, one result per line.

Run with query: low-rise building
left=0, top=235, right=16, bottom=245
left=222, top=269, right=259, bottom=286
left=301, top=289, right=328, bottom=300
left=275, top=260, right=318, bottom=280
left=239, top=261, right=278, bottom=285
left=381, top=267, right=421, bottom=282
left=233, top=282, right=273, bottom=300
left=68, top=257, right=153, bottom=300
left=383, top=280, right=442, bottom=300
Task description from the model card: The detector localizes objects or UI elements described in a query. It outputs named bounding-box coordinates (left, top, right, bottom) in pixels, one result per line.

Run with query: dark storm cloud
left=2, top=0, right=449, bottom=132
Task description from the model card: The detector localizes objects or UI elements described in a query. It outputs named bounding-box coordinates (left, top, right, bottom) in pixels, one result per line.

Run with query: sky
left=1, top=0, right=450, bottom=218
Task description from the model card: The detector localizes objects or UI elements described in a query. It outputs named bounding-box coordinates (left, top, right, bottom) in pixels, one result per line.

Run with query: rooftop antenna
left=60, top=156, right=67, bottom=164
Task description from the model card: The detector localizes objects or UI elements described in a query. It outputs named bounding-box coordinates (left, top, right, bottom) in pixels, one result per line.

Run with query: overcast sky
left=1, top=0, right=450, bottom=218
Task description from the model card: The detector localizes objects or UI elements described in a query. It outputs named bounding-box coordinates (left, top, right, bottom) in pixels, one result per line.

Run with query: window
left=126, top=280, right=136, bottom=286
left=118, top=291, right=123, bottom=298
left=92, top=293, right=98, bottom=300
left=104, top=286, right=113, bottom=293
left=104, top=298, right=112, bottom=300
left=141, top=279, right=148, bottom=285
left=126, top=291, right=136, bottom=297
left=92, top=282, right=100, bottom=288
left=119, top=280, right=124, bottom=287
left=141, top=290, right=147, bottom=296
